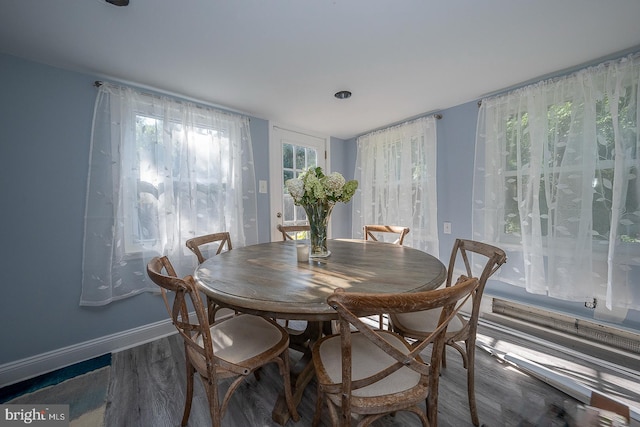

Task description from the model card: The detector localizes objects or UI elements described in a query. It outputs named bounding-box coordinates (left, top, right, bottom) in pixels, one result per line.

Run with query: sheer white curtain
left=81, top=83, right=258, bottom=306
left=352, top=116, right=439, bottom=257
left=473, top=54, right=640, bottom=310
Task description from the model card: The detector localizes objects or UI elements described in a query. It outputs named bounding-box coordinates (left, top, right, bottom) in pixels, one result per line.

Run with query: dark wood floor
left=102, top=319, right=640, bottom=427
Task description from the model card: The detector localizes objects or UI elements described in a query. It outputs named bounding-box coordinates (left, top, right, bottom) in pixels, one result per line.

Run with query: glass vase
left=304, top=202, right=334, bottom=258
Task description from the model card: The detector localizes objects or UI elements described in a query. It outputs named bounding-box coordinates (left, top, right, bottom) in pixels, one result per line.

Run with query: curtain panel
left=473, top=54, right=640, bottom=310
left=352, top=116, right=439, bottom=257
left=81, top=84, right=258, bottom=306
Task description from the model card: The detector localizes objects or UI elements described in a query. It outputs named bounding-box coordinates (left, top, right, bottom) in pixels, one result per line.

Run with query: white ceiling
left=2, top=0, right=640, bottom=139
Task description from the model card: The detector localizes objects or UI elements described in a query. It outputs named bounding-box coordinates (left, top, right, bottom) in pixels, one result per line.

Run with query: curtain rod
left=272, top=125, right=330, bottom=140
left=94, top=80, right=168, bottom=104
left=356, top=112, right=443, bottom=139
left=477, top=48, right=640, bottom=106
left=93, top=80, right=250, bottom=117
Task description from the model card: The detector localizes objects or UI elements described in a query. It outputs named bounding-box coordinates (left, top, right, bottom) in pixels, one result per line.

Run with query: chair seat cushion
left=317, top=331, right=422, bottom=398
left=393, top=308, right=464, bottom=334
left=200, top=314, right=285, bottom=363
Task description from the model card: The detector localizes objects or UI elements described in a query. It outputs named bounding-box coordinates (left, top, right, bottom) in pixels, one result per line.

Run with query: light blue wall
left=436, top=102, right=479, bottom=254
left=0, top=54, right=169, bottom=364
left=1, top=51, right=637, bottom=372
left=329, top=136, right=357, bottom=238
left=250, top=117, right=272, bottom=244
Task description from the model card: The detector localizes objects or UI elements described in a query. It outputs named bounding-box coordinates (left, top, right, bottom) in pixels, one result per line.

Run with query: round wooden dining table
left=194, top=238, right=446, bottom=320
left=193, top=238, right=446, bottom=425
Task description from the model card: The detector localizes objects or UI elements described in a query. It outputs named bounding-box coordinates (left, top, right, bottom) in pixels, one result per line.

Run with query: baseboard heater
left=491, top=298, right=640, bottom=355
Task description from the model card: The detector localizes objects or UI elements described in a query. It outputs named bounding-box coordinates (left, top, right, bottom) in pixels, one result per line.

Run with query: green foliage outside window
left=502, top=92, right=638, bottom=243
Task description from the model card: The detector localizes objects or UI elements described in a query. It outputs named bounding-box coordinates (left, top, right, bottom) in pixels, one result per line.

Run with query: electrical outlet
left=259, top=180, right=267, bottom=194
left=443, top=222, right=451, bottom=234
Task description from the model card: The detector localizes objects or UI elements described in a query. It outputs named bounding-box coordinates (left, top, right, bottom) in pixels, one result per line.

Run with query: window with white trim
left=81, top=84, right=257, bottom=306
left=473, top=54, right=640, bottom=310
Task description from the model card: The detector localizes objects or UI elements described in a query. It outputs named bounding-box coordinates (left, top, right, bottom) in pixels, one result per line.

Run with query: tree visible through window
left=501, top=94, right=639, bottom=245
left=81, top=84, right=257, bottom=306
left=473, top=53, right=640, bottom=310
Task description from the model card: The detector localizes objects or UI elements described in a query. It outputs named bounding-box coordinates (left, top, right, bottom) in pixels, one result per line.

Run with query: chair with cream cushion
left=312, top=276, right=479, bottom=427
left=363, top=224, right=410, bottom=245
left=146, top=256, right=299, bottom=427
left=185, top=232, right=234, bottom=323
left=390, top=239, right=507, bottom=426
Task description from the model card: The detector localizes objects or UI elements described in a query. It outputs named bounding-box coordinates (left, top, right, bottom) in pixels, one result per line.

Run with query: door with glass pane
left=269, top=125, right=327, bottom=241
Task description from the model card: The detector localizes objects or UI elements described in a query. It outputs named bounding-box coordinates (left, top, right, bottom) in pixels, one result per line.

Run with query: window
left=282, top=142, right=317, bottom=227
left=353, top=115, right=439, bottom=256
left=81, top=84, right=257, bottom=306
left=473, top=53, right=640, bottom=310
left=501, top=98, right=639, bottom=246
left=124, top=114, right=234, bottom=254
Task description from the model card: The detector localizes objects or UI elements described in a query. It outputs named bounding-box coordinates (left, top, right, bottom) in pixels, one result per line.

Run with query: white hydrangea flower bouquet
left=286, top=167, right=358, bottom=206
left=285, top=167, right=358, bottom=257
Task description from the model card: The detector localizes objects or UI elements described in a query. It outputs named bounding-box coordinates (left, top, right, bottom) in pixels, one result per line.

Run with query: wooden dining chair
left=312, top=276, right=479, bottom=427
left=146, top=256, right=300, bottom=427
left=363, top=224, right=410, bottom=245
left=362, top=225, right=411, bottom=329
left=185, top=232, right=234, bottom=323
left=185, top=231, right=233, bottom=264
left=390, top=239, right=507, bottom=426
left=277, top=224, right=310, bottom=241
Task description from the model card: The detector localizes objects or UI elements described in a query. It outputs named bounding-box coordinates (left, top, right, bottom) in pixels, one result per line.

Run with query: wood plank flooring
left=103, top=321, right=633, bottom=427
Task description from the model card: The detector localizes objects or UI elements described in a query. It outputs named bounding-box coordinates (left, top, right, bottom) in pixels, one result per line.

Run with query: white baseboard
left=0, top=318, right=177, bottom=388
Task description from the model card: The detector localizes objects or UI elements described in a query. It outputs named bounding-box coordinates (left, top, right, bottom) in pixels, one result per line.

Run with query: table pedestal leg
left=271, top=321, right=324, bottom=425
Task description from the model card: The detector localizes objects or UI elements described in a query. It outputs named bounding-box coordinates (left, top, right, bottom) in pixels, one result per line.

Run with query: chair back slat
left=186, top=232, right=232, bottom=264
left=276, top=224, right=311, bottom=241
left=146, top=256, right=215, bottom=373
left=185, top=232, right=235, bottom=323
left=363, top=224, right=410, bottom=245
left=446, top=239, right=507, bottom=335
left=390, top=238, right=507, bottom=426
left=448, top=239, right=507, bottom=286
left=147, top=256, right=186, bottom=318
